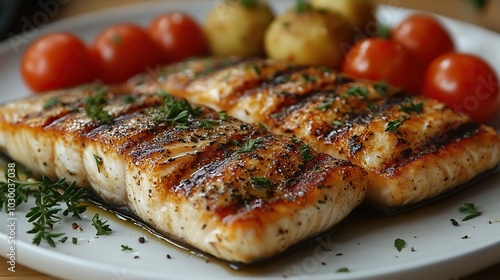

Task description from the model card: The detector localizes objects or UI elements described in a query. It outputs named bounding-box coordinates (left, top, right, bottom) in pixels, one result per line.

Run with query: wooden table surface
left=1, top=0, right=500, bottom=279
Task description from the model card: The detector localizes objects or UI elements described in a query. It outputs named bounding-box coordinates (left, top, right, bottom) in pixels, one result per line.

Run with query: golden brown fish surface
left=0, top=86, right=367, bottom=263
left=142, top=58, right=500, bottom=211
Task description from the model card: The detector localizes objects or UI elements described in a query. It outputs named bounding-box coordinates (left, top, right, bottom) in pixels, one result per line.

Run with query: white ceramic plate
left=1, top=1, right=500, bottom=279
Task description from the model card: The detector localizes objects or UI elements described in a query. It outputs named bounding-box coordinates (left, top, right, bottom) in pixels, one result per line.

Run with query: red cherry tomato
left=423, top=53, right=499, bottom=123
left=392, top=14, right=455, bottom=68
left=21, top=33, right=94, bottom=93
left=148, top=13, right=208, bottom=63
left=89, top=23, right=161, bottom=83
left=342, top=38, right=424, bottom=94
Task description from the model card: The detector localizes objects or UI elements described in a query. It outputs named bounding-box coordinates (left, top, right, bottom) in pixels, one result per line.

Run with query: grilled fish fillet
left=0, top=86, right=367, bottom=263
left=138, top=58, right=500, bottom=211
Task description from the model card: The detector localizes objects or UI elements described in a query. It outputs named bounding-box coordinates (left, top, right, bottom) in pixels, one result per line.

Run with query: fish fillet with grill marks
left=138, top=58, right=500, bottom=211
left=0, top=86, right=367, bottom=263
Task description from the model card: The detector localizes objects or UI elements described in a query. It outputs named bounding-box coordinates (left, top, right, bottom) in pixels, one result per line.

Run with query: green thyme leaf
left=373, top=81, right=388, bottom=97
left=385, top=115, right=409, bottom=134
left=93, top=154, right=103, bottom=173
left=395, top=238, right=406, bottom=252
left=250, top=177, right=271, bottom=190
left=399, top=99, right=424, bottom=114
left=317, top=97, right=335, bottom=111
left=84, top=88, right=113, bottom=123
left=237, top=138, right=264, bottom=154
left=123, top=95, right=137, bottom=104
left=121, top=244, right=133, bottom=251
left=219, top=111, right=228, bottom=121
left=459, top=202, right=482, bottom=221
left=336, top=267, right=350, bottom=273
left=300, top=143, right=314, bottom=162
left=43, top=96, right=61, bottom=110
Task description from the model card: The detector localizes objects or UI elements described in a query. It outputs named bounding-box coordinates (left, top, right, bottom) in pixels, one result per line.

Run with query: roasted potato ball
left=204, top=0, right=274, bottom=57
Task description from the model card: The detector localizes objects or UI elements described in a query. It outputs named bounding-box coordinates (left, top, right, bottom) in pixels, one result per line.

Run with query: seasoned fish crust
left=0, top=86, right=367, bottom=263
left=148, top=58, right=500, bottom=210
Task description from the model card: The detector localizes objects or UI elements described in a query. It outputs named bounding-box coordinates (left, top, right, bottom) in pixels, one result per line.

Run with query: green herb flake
left=84, top=88, right=113, bottom=123
left=123, top=95, right=137, bottom=104
left=72, top=237, right=78, bottom=245
left=295, top=0, right=313, bottom=13
left=301, top=74, right=317, bottom=83
left=121, top=244, right=133, bottom=251
left=385, top=115, right=409, bottom=135
left=219, top=111, right=228, bottom=121
left=373, top=81, right=388, bottom=97
left=336, top=267, right=350, bottom=273
left=251, top=64, right=262, bottom=76
left=459, top=202, right=482, bottom=221
left=93, top=154, right=103, bottom=173
left=250, top=177, right=271, bottom=190
left=395, top=238, right=406, bottom=252
left=237, top=138, right=264, bottom=154
left=399, top=99, right=424, bottom=114
left=92, top=213, right=112, bottom=236
left=258, top=122, right=268, bottom=131
left=300, top=143, right=314, bottom=162
left=43, top=96, right=61, bottom=110
left=317, top=97, right=335, bottom=111
left=332, top=120, right=344, bottom=127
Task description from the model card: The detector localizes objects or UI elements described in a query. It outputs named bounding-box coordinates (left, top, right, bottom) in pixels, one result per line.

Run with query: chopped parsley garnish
left=385, top=115, right=409, bottom=135
left=459, top=202, right=482, bottom=221
left=399, top=99, right=424, bottom=114
left=121, top=244, right=133, bottom=251
left=92, top=213, right=112, bottom=236
left=258, top=122, right=268, bottom=131
left=250, top=177, right=271, bottom=190
left=43, top=96, right=61, bottom=110
left=237, top=138, right=264, bottom=154
left=336, top=267, right=350, bottom=273
left=84, top=88, right=113, bottom=123
left=72, top=237, right=78, bottom=245
left=394, top=238, right=406, bottom=252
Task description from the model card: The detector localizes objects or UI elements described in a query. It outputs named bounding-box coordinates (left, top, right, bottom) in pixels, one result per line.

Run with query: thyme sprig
left=0, top=164, right=109, bottom=247
left=24, top=177, right=88, bottom=247
left=153, top=92, right=221, bottom=130
left=92, top=213, right=113, bottom=235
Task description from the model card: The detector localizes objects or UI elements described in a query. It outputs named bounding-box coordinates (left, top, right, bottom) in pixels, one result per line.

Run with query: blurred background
left=1, top=0, right=499, bottom=42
